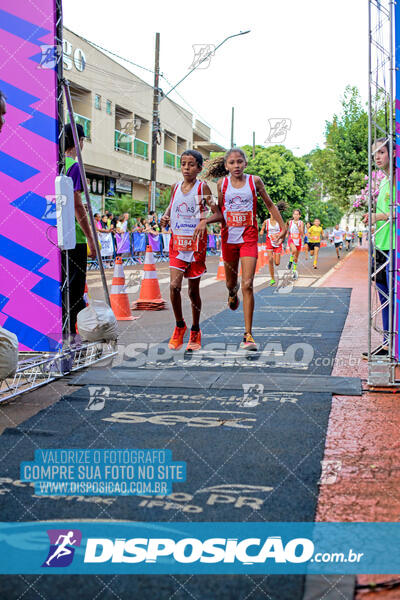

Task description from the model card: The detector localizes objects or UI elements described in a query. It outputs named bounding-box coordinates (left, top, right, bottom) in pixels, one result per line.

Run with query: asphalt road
left=0, top=243, right=348, bottom=433
left=0, top=242, right=361, bottom=600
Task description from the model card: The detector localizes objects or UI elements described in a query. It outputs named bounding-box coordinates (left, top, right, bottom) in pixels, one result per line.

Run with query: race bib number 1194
left=173, top=235, right=198, bottom=252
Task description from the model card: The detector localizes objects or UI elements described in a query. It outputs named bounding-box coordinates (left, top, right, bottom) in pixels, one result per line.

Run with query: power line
left=75, top=32, right=155, bottom=76
left=69, top=30, right=227, bottom=146
left=160, top=73, right=228, bottom=145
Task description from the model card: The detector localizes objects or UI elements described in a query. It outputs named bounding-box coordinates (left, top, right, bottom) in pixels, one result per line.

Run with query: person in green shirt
left=62, top=123, right=96, bottom=336
left=362, top=137, right=396, bottom=358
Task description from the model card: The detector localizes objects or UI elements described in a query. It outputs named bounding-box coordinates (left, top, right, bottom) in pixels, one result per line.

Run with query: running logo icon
left=42, top=529, right=82, bottom=567
left=86, top=386, right=110, bottom=411
left=265, top=118, right=291, bottom=144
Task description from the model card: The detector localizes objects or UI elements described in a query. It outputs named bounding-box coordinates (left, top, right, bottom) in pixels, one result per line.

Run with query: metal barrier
left=87, top=232, right=220, bottom=269
left=0, top=342, right=117, bottom=404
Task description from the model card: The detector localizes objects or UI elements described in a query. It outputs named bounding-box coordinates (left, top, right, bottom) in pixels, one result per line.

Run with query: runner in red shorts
left=160, top=150, right=220, bottom=352
left=260, top=201, right=288, bottom=286
left=204, top=149, right=286, bottom=351
left=286, top=209, right=304, bottom=279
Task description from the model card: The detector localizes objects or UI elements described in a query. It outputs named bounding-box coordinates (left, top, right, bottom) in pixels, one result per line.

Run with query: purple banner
left=115, top=232, right=130, bottom=254
left=0, top=3, right=62, bottom=351
left=208, top=234, right=216, bottom=249
left=148, top=233, right=160, bottom=252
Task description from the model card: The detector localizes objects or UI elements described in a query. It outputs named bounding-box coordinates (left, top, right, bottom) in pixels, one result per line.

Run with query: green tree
left=307, top=86, right=369, bottom=211
left=242, top=144, right=311, bottom=222
left=157, top=187, right=172, bottom=214
left=105, top=195, right=146, bottom=228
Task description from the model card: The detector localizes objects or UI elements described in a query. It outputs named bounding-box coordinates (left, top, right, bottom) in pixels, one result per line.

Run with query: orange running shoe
left=186, top=329, right=202, bottom=352
left=168, top=324, right=187, bottom=350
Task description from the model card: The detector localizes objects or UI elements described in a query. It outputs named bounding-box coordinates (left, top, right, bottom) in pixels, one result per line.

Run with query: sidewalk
left=317, top=247, right=400, bottom=599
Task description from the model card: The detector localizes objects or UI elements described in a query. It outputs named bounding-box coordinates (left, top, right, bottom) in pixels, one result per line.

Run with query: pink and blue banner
left=0, top=3, right=61, bottom=352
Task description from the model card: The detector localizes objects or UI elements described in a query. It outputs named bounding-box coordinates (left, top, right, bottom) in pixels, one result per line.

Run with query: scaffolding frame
left=367, top=0, right=399, bottom=386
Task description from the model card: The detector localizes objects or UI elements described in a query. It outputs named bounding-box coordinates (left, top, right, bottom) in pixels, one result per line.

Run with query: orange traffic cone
left=132, top=246, right=166, bottom=310
left=264, top=247, right=269, bottom=266
left=261, top=245, right=267, bottom=268
left=216, top=253, right=226, bottom=281
left=255, top=248, right=261, bottom=273
left=110, top=257, right=134, bottom=320
left=83, top=282, right=89, bottom=306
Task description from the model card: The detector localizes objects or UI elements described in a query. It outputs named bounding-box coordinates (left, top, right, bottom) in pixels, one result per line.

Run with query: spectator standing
left=63, top=123, right=96, bottom=336
left=94, top=213, right=102, bottom=230
left=362, top=137, right=396, bottom=358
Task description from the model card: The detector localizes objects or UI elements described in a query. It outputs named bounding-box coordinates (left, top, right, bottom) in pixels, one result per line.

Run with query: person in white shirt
left=330, top=224, right=346, bottom=259
left=345, top=226, right=352, bottom=251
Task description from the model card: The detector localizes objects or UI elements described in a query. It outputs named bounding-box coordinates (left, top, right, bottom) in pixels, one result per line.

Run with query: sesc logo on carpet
left=42, top=529, right=82, bottom=567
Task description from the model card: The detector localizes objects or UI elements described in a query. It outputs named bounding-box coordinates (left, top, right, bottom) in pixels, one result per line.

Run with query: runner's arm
left=202, top=182, right=223, bottom=224
left=193, top=182, right=223, bottom=240
left=254, top=177, right=286, bottom=240
left=260, top=220, right=267, bottom=235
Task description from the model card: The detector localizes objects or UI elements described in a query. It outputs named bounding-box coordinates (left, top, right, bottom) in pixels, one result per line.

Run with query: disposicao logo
left=42, top=529, right=82, bottom=567
left=83, top=536, right=314, bottom=564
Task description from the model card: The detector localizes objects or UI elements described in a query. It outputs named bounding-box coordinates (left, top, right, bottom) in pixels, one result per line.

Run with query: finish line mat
left=76, top=287, right=353, bottom=377
left=71, top=370, right=362, bottom=395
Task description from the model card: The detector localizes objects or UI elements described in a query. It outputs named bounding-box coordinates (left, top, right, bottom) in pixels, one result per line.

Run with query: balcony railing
left=164, top=150, right=181, bottom=169
left=67, top=113, right=91, bottom=140
left=115, top=130, right=132, bottom=154
left=134, top=138, right=148, bottom=159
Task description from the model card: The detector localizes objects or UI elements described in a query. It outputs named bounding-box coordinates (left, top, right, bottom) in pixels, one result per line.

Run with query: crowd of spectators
left=92, top=210, right=222, bottom=251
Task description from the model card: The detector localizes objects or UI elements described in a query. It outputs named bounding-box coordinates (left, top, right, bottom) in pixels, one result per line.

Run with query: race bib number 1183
left=226, top=211, right=253, bottom=227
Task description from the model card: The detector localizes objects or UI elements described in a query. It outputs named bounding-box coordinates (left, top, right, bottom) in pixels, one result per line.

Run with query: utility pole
left=252, top=131, right=255, bottom=158
left=230, top=107, right=235, bottom=148
left=150, top=31, right=250, bottom=212
left=149, top=32, right=160, bottom=214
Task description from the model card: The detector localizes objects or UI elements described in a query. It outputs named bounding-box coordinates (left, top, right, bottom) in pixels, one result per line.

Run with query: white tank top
left=169, top=179, right=205, bottom=261
left=289, top=220, right=302, bottom=242
left=222, top=174, right=257, bottom=244
left=266, top=219, right=281, bottom=247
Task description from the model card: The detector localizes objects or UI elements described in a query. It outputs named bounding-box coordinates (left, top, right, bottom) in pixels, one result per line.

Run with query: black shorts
left=335, top=241, right=343, bottom=248
left=308, top=242, right=320, bottom=250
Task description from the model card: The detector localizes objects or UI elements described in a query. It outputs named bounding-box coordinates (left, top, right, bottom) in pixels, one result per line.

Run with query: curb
left=312, top=247, right=358, bottom=288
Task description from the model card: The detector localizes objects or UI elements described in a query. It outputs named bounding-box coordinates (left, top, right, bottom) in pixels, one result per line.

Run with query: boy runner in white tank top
left=161, top=150, right=220, bottom=352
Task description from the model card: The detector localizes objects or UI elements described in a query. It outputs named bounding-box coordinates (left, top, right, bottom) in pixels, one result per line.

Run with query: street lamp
left=149, top=30, right=251, bottom=211
left=162, top=30, right=251, bottom=100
